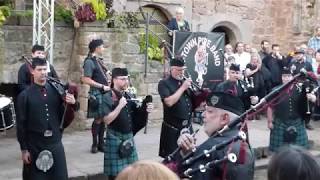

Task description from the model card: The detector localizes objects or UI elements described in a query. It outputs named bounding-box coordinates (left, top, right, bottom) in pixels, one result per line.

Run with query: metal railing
left=139, top=8, right=174, bottom=78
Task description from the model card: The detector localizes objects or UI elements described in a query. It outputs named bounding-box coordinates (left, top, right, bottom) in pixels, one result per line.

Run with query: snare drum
left=0, top=96, right=16, bottom=131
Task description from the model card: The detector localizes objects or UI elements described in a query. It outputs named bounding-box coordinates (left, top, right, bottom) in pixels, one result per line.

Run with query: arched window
left=212, top=26, right=237, bottom=45
left=138, top=5, right=170, bottom=42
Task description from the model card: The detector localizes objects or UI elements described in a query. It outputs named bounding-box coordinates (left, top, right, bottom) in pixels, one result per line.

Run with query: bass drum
left=0, top=96, right=15, bottom=131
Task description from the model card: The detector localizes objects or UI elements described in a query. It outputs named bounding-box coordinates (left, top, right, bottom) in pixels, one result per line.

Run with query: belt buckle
left=44, top=130, right=53, bottom=137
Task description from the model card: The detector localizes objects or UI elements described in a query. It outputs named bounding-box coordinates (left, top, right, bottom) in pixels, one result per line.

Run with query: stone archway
left=140, top=4, right=170, bottom=25
left=141, top=4, right=171, bottom=22
left=212, top=22, right=241, bottom=46
left=137, top=4, right=171, bottom=42
left=212, top=26, right=236, bottom=45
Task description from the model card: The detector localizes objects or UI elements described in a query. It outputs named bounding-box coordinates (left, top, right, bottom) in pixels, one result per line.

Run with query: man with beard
left=158, top=57, right=194, bottom=158
left=102, top=68, right=153, bottom=180
left=289, top=49, right=315, bottom=130
left=258, top=40, right=270, bottom=61
left=16, top=58, right=77, bottom=180
left=176, top=92, right=255, bottom=180
left=289, top=49, right=313, bottom=75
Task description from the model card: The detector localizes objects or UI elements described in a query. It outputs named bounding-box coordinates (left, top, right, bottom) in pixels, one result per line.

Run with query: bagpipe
left=46, top=76, right=79, bottom=129
left=21, top=56, right=79, bottom=129
left=164, top=131, right=247, bottom=178
left=182, top=71, right=211, bottom=110
left=217, top=69, right=317, bottom=135
left=238, top=78, right=254, bottom=93
left=295, top=76, right=319, bottom=119
left=112, top=85, right=153, bottom=136
left=126, top=75, right=153, bottom=135
left=163, top=68, right=317, bottom=177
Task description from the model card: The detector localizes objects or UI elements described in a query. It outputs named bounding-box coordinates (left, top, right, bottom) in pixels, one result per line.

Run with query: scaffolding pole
left=33, top=0, right=55, bottom=64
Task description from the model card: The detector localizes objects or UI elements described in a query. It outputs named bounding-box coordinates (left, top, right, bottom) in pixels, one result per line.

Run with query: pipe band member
left=177, top=92, right=255, bottom=180
left=267, top=67, right=311, bottom=152
left=16, top=58, right=77, bottom=180
left=158, top=57, right=195, bottom=158
left=102, top=67, right=153, bottom=180
left=18, top=44, right=59, bottom=93
left=81, top=38, right=110, bottom=153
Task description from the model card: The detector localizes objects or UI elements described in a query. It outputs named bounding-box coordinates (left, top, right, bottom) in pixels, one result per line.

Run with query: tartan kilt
left=104, top=128, right=138, bottom=176
left=269, top=118, right=309, bottom=152
left=87, top=88, right=107, bottom=119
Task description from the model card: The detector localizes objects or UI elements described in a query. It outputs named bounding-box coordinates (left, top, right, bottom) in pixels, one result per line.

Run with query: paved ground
left=1, top=119, right=320, bottom=180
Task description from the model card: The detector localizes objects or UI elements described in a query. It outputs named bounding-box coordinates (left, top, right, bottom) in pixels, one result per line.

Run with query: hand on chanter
left=177, top=133, right=196, bottom=153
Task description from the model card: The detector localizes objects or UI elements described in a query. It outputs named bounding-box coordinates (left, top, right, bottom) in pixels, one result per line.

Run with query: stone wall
left=74, top=23, right=164, bottom=127
left=116, top=0, right=320, bottom=53
left=1, top=25, right=75, bottom=84
left=190, top=0, right=319, bottom=52
left=1, top=23, right=164, bottom=129
left=18, top=0, right=319, bottom=53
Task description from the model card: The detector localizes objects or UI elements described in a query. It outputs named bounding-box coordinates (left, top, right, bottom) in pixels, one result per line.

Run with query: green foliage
left=83, top=0, right=107, bottom=20
left=54, top=5, right=73, bottom=24
left=107, top=12, right=139, bottom=29
left=117, top=12, right=139, bottom=28
left=12, top=10, right=33, bottom=18
left=139, top=33, right=164, bottom=62
left=0, top=11, right=5, bottom=26
left=0, top=6, right=11, bottom=26
left=0, top=6, right=10, bottom=17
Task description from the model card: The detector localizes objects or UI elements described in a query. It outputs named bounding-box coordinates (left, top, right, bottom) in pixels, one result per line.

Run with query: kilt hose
left=87, top=88, right=107, bottom=119
left=104, top=128, right=138, bottom=176
left=269, top=118, right=309, bottom=152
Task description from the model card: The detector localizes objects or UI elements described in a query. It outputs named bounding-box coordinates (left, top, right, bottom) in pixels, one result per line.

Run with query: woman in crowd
left=244, top=53, right=272, bottom=110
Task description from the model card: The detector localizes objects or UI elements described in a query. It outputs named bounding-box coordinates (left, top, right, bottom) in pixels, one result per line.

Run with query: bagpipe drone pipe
left=46, top=76, right=79, bottom=129
left=163, top=68, right=317, bottom=176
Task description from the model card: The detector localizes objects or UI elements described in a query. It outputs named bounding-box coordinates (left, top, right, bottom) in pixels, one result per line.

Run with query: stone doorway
left=212, top=26, right=237, bottom=45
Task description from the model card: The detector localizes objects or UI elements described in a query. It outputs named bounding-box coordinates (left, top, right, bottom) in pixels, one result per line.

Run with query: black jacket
left=180, top=128, right=255, bottom=180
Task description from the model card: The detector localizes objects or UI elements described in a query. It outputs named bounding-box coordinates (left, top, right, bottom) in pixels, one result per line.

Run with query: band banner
left=173, top=31, right=225, bottom=88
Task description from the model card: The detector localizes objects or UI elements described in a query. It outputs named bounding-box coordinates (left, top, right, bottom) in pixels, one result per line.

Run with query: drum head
left=0, top=97, right=11, bottom=109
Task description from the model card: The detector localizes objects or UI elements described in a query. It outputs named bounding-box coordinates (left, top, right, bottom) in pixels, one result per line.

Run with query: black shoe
left=98, top=145, right=105, bottom=152
left=306, top=124, right=314, bottom=130
left=91, top=145, right=98, bottom=153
